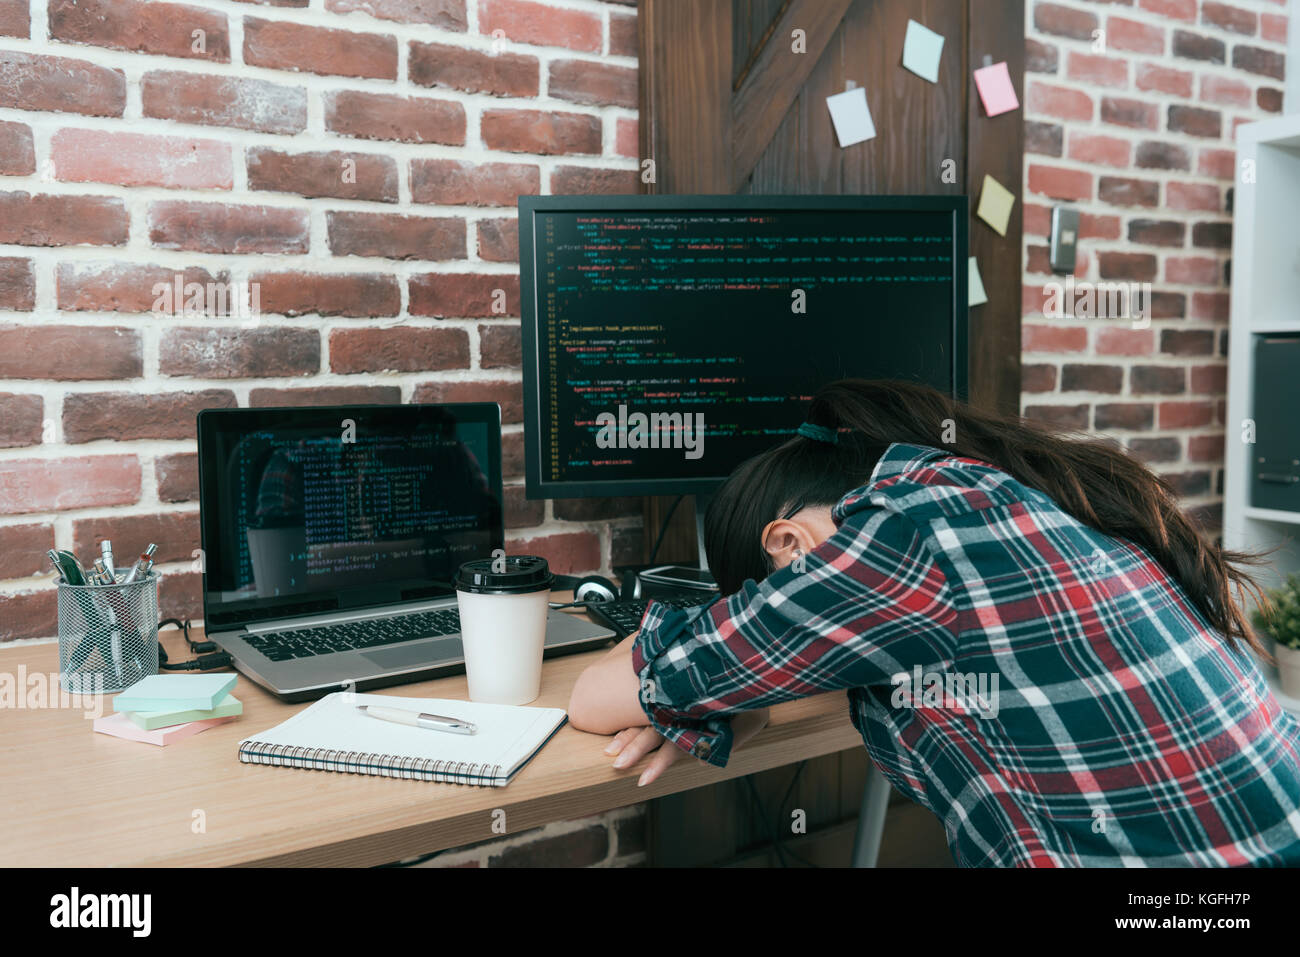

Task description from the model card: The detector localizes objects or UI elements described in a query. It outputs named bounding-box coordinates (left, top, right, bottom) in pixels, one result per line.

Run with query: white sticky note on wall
left=968, top=256, right=988, bottom=306
left=902, top=20, right=945, bottom=83
left=825, top=87, right=876, bottom=147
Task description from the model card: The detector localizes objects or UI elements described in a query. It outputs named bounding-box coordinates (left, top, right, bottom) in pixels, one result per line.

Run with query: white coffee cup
left=455, top=555, right=553, bottom=705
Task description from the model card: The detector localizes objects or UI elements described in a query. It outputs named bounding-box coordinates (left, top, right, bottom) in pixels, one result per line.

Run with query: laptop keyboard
left=244, top=608, right=462, bottom=662
left=586, top=596, right=717, bottom=639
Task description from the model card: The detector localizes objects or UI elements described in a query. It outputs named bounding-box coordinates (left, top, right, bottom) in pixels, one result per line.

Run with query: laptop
left=196, top=403, right=615, bottom=701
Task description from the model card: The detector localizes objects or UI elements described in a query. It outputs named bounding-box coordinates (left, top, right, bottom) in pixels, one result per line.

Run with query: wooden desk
left=0, top=614, right=862, bottom=867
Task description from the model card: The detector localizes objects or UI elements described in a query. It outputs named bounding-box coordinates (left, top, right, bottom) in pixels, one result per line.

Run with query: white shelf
left=1243, top=506, right=1300, bottom=526
left=1249, top=319, right=1300, bottom=334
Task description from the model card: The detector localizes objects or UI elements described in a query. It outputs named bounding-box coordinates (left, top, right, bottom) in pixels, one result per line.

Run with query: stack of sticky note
left=94, top=674, right=242, bottom=746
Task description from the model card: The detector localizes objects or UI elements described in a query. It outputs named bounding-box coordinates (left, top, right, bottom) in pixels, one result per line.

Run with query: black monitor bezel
left=196, top=402, right=504, bottom=631
left=518, top=193, right=970, bottom=500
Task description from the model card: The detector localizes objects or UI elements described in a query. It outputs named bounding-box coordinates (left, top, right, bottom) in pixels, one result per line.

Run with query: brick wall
left=1021, top=0, right=1288, bottom=534
left=0, top=0, right=640, bottom=641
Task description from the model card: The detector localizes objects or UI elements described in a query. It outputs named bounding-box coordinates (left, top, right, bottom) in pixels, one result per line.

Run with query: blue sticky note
left=113, top=674, right=238, bottom=714
left=903, top=20, right=945, bottom=84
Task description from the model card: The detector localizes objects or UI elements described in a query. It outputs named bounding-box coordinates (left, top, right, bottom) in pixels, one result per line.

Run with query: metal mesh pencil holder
left=58, top=574, right=159, bottom=694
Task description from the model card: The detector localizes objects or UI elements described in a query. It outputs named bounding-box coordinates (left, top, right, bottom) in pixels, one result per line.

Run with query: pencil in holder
left=57, top=574, right=159, bottom=694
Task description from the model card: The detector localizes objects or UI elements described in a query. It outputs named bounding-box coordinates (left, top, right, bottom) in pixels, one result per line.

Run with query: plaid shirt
left=633, top=442, right=1300, bottom=866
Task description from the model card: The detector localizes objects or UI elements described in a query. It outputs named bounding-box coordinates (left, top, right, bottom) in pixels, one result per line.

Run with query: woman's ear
left=761, top=518, right=817, bottom=570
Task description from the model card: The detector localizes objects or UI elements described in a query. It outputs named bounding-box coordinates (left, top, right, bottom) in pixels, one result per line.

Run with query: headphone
left=549, top=573, right=624, bottom=610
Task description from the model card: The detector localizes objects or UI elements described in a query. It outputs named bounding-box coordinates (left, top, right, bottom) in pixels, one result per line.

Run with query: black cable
left=157, top=618, right=232, bottom=671
left=647, top=494, right=685, bottom=565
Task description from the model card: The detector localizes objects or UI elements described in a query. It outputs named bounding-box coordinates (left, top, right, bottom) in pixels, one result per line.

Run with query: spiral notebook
left=238, top=692, right=567, bottom=787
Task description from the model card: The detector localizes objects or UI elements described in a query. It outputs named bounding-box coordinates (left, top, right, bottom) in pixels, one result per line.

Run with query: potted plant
left=1253, top=573, right=1300, bottom=700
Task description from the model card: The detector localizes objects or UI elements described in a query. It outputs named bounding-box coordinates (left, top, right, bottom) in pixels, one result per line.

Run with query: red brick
left=477, top=217, right=518, bottom=262
left=1258, top=88, right=1283, bottom=113
left=1166, top=182, right=1220, bottom=211
left=0, top=591, right=58, bottom=641
left=1067, top=51, right=1127, bottom=87
left=0, top=0, right=28, bottom=37
left=1023, top=323, right=1087, bottom=353
left=1107, top=16, right=1165, bottom=54
left=412, top=379, right=522, bottom=423
left=1098, top=176, right=1159, bottom=207
left=1197, top=148, right=1236, bottom=180
left=325, top=0, right=466, bottom=29
left=1151, top=292, right=1188, bottom=320
left=1021, top=363, right=1058, bottom=392
left=1026, top=37, right=1060, bottom=74
left=1096, top=327, right=1154, bottom=356
left=1139, top=0, right=1195, bottom=21
left=1173, top=29, right=1226, bottom=63
left=1199, top=75, right=1252, bottom=108
left=1130, top=364, right=1186, bottom=394
left=0, top=523, right=55, bottom=578
left=1202, top=1, right=1256, bottom=35
left=410, top=159, right=540, bottom=207
left=327, top=211, right=466, bottom=260
left=501, top=430, right=523, bottom=477
left=550, top=166, right=639, bottom=195
left=0, top=325, right=140, bottom=379
left=1128, top=437, right=1182, bottom=464
left=1232, top=44, right=1285, bottom=80
left=0, top=50, right=125, bottom=116
left=610, top=10, right=636, bottom=57
left=156, top=452, right=198, bottom=502
left=52, top=129, right=232, bottom=190
left=1190, top=291, right=1229, bottom=320
left=480, top=0, right=601, bottom=52
left=503, top=531, right=601, bottom=575
left=244, top=17, right=397, bottom=79
left=1027, top=81, right=1093, bottom=121
left=480, top=323, right=520, bottom=367
left=1099, top=252, right=1158, bottom=281
left=160, top=327, right=319, bottom=378
left=48, top=0, right=229, bottom=61
left=1136, top=140, right=1191, bottom=170
left=1165, top=256, right=1221, bottom=285
left=63, top=390, right=234, bottom=443
left=0, top=257, right=34, bottom=311
left=247, top=147, right=397, bottom=202
left=249, top=385, right=402, bottom=407
left=1023, top=203, right=1051, bottom=236
left=1190, top=363, right=1227, bottom=393
left=0, top=120, right=34, bottom=174
left=1024, top=403, right=1089, bottom=431
left=1095, top=403, right=1154, bottom=431
left=615, top=117, right=638, bottom=158
left=504, top=484, right=543, bottom=528
left=73, top=511, right=199, bottom=565
left=56, top=262, right=230, bottom=315
left=1158, top=401, right=1212, bottom=429
left=1261, top=12, right=1288, bottom=43
left=481, top=109, right=601, bottom=155
left=1062, top=363, right=1123, bottom=393
left=1188, top=433, right=1225, bottom=462
left=1034, top=3, right=1097, bottom=40
left=1127, top=218, right=1185, bottom=246
left=328, top=327, right=470, bottom=374
left=548, top=59, right=637, bottom=109
left=409, top=274, right=519, bottom=318
left=250, top=272, right=401, bottom=317
left=148, top=201, right=309, bottom=254
left=158, top=569, right=202, bottom=621
left=324, top=90, right=465, bottom=145
left=1192, top=221, right=1231, bottom=249
left=409, top=42, right=538, bottom=97
left=0, top=455, right=140, bottom=516
left=1100, top=96, right=1158, bottom=130
left=142, top=71, right=306, bottom=134
left=1168, top=105, right=1222, bottom=138
left=1134, top=62, right=1193, bottom=97
left=1027, top=164, right=1092, bottom=201
left=1161, top=328, right=1216, bottom=355
left=1079, top=212, right=1121, bottom=240
left=1067, top=133, right=1130, bottom=167
left=0, top=192, right=128, bottom=247
left=0, top=391, right=41, bottom=447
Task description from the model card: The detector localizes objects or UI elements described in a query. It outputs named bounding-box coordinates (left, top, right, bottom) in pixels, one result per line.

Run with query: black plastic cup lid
left=455, top=555, right=553, bottom=595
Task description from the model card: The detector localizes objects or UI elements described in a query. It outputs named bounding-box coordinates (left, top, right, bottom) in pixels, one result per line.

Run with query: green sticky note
left=968, top=256, right=988, bottom=306
left=126, top=693, right=243, bottom=730
left=112, top=674, right=238, bottom=714
left=976, top=173, right=1016, bottom=237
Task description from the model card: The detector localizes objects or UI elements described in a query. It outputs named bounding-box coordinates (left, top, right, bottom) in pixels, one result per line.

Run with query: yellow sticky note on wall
left=976, top=174, right=1015, bottom=237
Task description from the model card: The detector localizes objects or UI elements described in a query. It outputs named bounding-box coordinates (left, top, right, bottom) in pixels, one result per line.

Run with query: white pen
left=356, top=704, right=477, bottom=735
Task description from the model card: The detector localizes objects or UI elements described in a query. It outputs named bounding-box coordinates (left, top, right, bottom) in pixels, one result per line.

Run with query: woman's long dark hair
left=704, top=378, right=1271, bottom=659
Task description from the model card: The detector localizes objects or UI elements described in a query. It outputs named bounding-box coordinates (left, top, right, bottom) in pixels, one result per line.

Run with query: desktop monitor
left=519, top=194, right=968, bottom=500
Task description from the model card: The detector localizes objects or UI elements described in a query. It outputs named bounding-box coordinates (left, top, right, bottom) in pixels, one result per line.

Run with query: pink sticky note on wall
left=973, top=61, right=1019, bottom=116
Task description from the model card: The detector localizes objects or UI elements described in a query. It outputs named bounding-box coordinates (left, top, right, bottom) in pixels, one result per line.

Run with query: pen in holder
left=57, top=573, right=159, bottom=694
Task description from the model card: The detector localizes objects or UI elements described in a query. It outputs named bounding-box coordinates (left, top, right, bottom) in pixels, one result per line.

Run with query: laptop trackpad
left=362, top=638, right=461, bottom=670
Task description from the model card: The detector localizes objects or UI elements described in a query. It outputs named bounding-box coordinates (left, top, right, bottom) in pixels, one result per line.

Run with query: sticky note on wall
left=825, top=87, right=876, bottom=147
left=968, top=256, right=988, bottom=306
left=973, top=61, right=1019, bottom=116
left=976, top=173, right=1016, bottom=237
left=902, top=20, right=945, bottom=83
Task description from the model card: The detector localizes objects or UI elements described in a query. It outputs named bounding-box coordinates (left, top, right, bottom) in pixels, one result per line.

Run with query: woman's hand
left=604, top=708, right=772, bottom=788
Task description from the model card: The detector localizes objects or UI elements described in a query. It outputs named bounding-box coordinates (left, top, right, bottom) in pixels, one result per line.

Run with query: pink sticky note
left=973, top=61, right=1019, bottom=116
left=94, top=712, right=236, bottom=746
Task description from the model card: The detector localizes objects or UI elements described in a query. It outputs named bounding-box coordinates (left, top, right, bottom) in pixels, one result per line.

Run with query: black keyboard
left=586, top=595, right=717, bottom=639
left=244, top=608, right=463, bottom=662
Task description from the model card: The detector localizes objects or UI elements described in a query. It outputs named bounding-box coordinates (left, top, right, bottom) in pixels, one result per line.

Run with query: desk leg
left=850, top=762, right=891, bottom=867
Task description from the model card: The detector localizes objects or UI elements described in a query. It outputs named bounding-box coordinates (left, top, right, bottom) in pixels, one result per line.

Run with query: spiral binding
left=237, top=741, right=506, bottom=785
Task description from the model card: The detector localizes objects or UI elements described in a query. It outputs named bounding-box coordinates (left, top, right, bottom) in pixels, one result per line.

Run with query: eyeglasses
left=779, top=499, right=806, bottom=521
